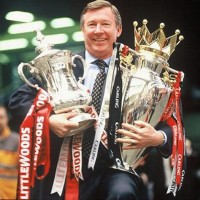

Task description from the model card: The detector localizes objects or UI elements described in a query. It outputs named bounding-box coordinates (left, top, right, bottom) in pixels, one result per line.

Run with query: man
left=9, top=1, right=173, bottom=200
left=0, top=105, right=19, bottom=199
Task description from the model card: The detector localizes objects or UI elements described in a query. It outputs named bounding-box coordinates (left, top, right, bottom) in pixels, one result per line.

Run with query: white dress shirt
left=83, top=50, right=110, bottom=94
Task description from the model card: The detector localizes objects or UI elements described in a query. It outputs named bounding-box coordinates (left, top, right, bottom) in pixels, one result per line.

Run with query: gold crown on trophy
left=133, top=19, right=184, bottom=61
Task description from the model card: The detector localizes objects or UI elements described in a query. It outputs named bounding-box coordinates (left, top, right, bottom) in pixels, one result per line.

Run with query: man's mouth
left=94, top=38, right=106, bottom=41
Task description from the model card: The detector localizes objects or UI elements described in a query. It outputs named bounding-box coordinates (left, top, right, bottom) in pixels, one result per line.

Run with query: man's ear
left=81, top=31, right=85, bottom=39
left=117, top=26, right=122, bottom=37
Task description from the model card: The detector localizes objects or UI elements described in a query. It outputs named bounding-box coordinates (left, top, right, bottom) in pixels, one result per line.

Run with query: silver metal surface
left=119, top=49, right=178, bottom=171
left=18, top=30, right=95, bottom=136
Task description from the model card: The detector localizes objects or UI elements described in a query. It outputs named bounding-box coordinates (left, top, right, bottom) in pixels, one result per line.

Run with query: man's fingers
left=116, top=137, right=138, bottom=149
left=116, top=137, right=135, bottom=144
left=63, top=112, right=78, bottom=119
left=121, top=123, right=140, bottom=133
left=133, top=120, right=149, bottom=128
left=117, top=128, right=135, bottom=138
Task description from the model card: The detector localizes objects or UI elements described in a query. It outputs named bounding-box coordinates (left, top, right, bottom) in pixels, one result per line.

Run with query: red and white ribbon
left=72, top=133, right=83, bottom=180
left=18, top=88, right=52, bottom=199
left=160, top=72, right=185, bottom=195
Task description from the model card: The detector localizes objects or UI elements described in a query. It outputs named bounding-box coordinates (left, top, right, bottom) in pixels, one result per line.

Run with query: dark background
left=0, top=0, right=200, bottom=151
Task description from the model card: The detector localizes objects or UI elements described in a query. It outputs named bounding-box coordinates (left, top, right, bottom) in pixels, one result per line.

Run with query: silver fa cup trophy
left=18, top=30, right=96, bottom=136
left=119, top=19, right=184, bottom=171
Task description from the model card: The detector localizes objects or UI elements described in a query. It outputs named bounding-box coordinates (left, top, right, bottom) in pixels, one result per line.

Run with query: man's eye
left=88, top=23, right=96, bottom=27
left=103, top=23, right=111, bottom=27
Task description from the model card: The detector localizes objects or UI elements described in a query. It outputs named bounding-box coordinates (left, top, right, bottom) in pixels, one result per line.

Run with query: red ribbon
left=17, top=88, right=52, bottom=199
left=121, top=45, right=129, bottom=56
left=174, top=73, right=184, bottom=185
left=160, top=72, right=185, bottom=187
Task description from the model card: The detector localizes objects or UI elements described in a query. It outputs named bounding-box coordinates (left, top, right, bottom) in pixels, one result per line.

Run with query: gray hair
left=80, top=0, right=122, bottom=28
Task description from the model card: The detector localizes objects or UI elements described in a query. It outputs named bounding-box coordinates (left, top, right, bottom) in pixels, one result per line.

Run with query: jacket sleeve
left=9, top=77, right=40, bottom=129
left=155, top=97, right=184, bottom=158
left=155, top=121, right=173, bottom=158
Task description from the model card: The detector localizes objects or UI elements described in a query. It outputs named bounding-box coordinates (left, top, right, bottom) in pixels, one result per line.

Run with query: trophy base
left=66, top=113, right=96, bottom=137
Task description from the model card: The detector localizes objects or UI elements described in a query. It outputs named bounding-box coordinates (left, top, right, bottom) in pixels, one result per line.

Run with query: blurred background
left=1, top=0, right=200, bottom=150
left=0, top=0, right=200, bottom=199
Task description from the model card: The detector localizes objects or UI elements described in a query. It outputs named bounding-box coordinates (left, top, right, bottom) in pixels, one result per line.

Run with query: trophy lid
left=133, top=19, right=184, bottom=62
left=34, top=29, right=59, bottom=57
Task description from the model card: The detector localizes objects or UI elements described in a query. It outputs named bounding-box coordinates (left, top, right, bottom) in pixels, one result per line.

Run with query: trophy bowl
left=18, top=29, right=96, bottom=136
left=121, top=55, right=172, bottom=169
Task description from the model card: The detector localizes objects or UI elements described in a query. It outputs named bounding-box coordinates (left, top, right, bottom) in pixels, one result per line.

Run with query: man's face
left=81, top=7, right=122, bottom=59
left=0, top=108, right=8, bottom=132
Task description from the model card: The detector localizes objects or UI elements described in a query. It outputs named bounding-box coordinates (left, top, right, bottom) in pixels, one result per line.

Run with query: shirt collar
left=85, top=50, right=111, bottom=66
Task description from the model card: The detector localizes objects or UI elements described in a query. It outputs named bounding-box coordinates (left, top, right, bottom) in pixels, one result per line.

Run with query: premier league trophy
left=118, top=19, right=184, bottom=170
left=18, top=30, right=95, bottom=136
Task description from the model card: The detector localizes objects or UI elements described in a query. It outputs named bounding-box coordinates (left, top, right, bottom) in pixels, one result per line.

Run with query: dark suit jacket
left=9, top=50, right=173, bottom=200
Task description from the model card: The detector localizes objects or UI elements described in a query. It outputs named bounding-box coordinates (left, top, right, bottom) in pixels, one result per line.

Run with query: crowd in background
left=0, top=105, right=19, bottom=199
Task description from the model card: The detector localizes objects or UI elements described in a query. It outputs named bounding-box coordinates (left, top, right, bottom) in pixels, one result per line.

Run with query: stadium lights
left=31, top=33, right=69, bottom=46
left=8, top=21, right=46, bottom=34
left=72, top=31, right=84, bottom=42
left=0, top=38, right=28, bottom=51
left=5, top=11, right=34, bottom=22
left=50, top=17, right=75, bottom=28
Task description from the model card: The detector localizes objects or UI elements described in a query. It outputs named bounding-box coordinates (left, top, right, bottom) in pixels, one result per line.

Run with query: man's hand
left=49, top=112, right=79, bottom=137
left=116, top=120, right=164, bottom=149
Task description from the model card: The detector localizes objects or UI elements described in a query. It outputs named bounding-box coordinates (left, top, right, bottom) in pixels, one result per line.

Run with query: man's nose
left=94, top=24, right=103, bottom=33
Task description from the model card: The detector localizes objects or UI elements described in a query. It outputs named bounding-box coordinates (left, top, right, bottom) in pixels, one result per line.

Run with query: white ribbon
left=72, top=133, right=84, bottom=180
left=88, top=46, right=118, bottom=169
left=51, top=137, right=70, bottom=196
left=167, top=156, right=178, bottom=196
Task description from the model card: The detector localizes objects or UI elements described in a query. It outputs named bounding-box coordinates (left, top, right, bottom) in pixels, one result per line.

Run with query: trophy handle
left=71, top=55, right=88, bottom=83
left=18, top=62, right=40, bottom=90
